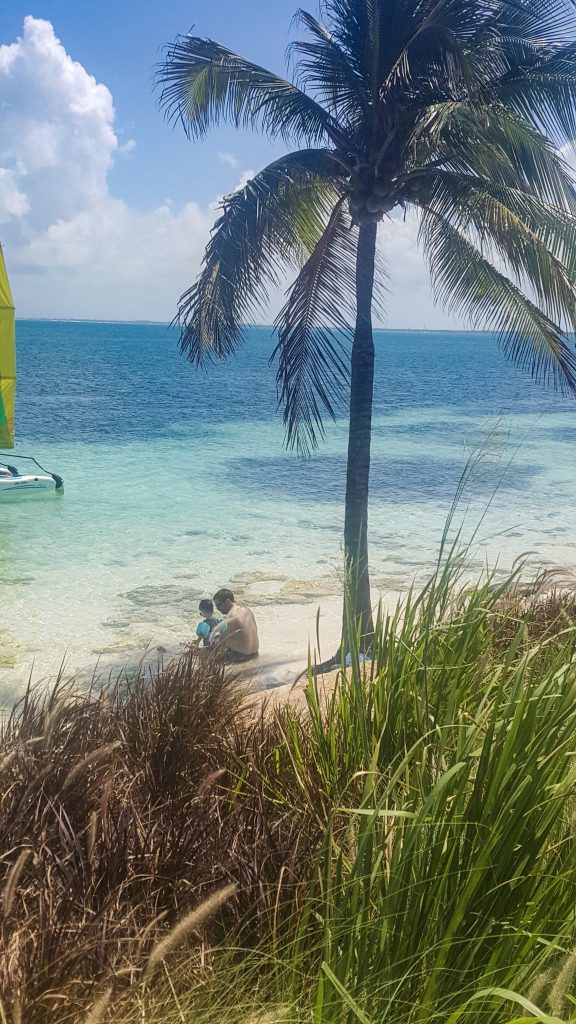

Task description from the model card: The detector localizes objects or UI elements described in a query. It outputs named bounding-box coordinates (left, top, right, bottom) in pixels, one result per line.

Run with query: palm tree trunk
left=342, top=217, right=378, bottom=650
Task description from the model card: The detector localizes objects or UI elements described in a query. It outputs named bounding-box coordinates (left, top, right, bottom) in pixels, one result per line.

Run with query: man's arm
left=209, top=616, right=236, bottom=646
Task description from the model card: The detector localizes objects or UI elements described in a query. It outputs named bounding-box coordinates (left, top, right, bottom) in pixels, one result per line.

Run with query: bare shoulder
left=236, top=603, right=255, bottom=620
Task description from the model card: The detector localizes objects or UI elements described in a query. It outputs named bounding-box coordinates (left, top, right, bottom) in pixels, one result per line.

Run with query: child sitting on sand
left=195, top=599, right=227, bottom=647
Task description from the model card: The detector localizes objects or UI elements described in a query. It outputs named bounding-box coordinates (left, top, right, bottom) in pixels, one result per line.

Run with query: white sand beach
left=0, top=587, right=405, bottom=712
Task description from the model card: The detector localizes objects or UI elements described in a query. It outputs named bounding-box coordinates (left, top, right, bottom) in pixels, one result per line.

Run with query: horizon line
left=16, top=316, right=493, bottom=335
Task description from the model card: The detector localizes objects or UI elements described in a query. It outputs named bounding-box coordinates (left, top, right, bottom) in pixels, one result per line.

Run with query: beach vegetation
left=3, top=554, right=576, bottom=1020
left=156, top=0, right=576, bottom=655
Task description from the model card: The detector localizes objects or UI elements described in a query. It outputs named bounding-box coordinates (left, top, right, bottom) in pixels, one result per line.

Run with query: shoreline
left=0, top=588, right=406, bottom=711
left=0, top=593, right=345, bottom=709
left=1, top=552, right=571, bottom=710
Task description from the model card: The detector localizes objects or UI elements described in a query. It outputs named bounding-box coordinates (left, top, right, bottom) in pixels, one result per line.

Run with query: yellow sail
left=0, top=244, right=15, bottom=449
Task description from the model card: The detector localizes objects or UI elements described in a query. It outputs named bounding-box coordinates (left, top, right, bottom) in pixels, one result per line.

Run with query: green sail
left=0, top=245, right=15, bottom=449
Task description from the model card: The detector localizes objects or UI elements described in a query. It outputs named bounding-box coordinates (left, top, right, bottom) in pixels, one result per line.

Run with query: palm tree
left=158, top=0, right=576, bottom=656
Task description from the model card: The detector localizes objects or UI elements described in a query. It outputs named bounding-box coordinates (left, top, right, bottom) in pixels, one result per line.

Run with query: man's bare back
left=212, top=588, right=259, bottom=661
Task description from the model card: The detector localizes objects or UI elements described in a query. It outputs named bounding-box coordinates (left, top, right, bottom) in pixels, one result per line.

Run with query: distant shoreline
left=16, top=317, right=171, bottom=326
left=16, top=317, right=495, bottom=335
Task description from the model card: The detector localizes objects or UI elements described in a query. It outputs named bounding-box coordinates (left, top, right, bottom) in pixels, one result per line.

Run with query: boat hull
left=0, top=474, right=61, bottom=497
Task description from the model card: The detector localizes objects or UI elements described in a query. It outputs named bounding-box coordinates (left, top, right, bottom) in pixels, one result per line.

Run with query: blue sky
left=0, top=2, right=452, bottom=325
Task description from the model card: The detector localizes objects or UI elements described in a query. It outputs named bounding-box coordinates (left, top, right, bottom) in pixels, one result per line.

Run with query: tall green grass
left=244, top=552, right=574, bottom=1024
left=306, top=633, right=576, bottom=1020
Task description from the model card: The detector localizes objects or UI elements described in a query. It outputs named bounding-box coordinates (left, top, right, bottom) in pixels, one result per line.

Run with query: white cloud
left=118, top=138, right=137, bottom=156
left=233, top=169, right=255, bottom=192
left=0, top=16, right=214, bottom=320
left=0, top=17, right=116, bottom=229
left=0, top=169, right=29, bottom=222
left=0, top=16, right=456, bottom=327
left=17, top=198, right=213, bottom=321
left=218, top=151, right=239, bottom=168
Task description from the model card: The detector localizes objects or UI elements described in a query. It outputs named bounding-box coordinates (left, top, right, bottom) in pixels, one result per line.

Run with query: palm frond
left=498, top=0, right=576, bottom=45
left=417, top=169, right=576, bottom=329
left=384, top=27, right=477, bottom=103
left=320, top=0, right=376, bottom=86
left=157, top=35, right=340, bottom=146
left=494, top=42, right=576, bottom=146
left=409, top=101, right=576, bottom=209
left=272, top=199, right=358, bottom=454
left=290, top=10, right=370, bottom=122
left=177, top=151, right=344, bottom=366
left=375, top=0, right=499, bottom=97
left=418, top=204, right=576, bottom=394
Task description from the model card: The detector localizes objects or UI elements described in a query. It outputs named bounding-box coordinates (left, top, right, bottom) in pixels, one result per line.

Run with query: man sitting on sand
left=211, top=588, right=259, bottom=663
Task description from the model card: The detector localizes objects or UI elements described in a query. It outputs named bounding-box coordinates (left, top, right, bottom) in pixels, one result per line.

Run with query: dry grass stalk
left=526, top=967, right=554, bottom=1008
left=2, top=850, right=31, bottom=919
left=247, top=1008, right=292, bottom=1024
left=61, top=742, right=121, bottom=791
left=196, top=768, right=227, bottom=796
left=0, top=747, right=19, bottom=775
left=550, top=951, right=576, bottom=1017
left=82, top=986, right=113, bottom=1024
left=143, top=883, right=237, bottom=979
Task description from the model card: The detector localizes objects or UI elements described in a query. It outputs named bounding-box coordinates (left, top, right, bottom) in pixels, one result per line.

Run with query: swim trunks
left=223, top=649, right=259, bottom=664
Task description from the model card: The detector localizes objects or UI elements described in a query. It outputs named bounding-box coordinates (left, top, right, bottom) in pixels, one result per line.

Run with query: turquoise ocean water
left=1, top=320, right=576, bottom=703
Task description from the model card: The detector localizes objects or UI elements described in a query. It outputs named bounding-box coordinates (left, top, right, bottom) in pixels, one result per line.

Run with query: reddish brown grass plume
left=0, top=648, right=318, bottom=1023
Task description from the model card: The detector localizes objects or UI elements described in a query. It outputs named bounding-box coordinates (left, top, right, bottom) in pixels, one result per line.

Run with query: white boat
left=0, top=460, right=62, bottom=496
left=0, top=244, right=63, bottom=498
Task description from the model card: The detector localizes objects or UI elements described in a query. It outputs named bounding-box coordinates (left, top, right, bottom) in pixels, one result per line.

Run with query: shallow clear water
left=1, top=320, right=576, bottom=702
